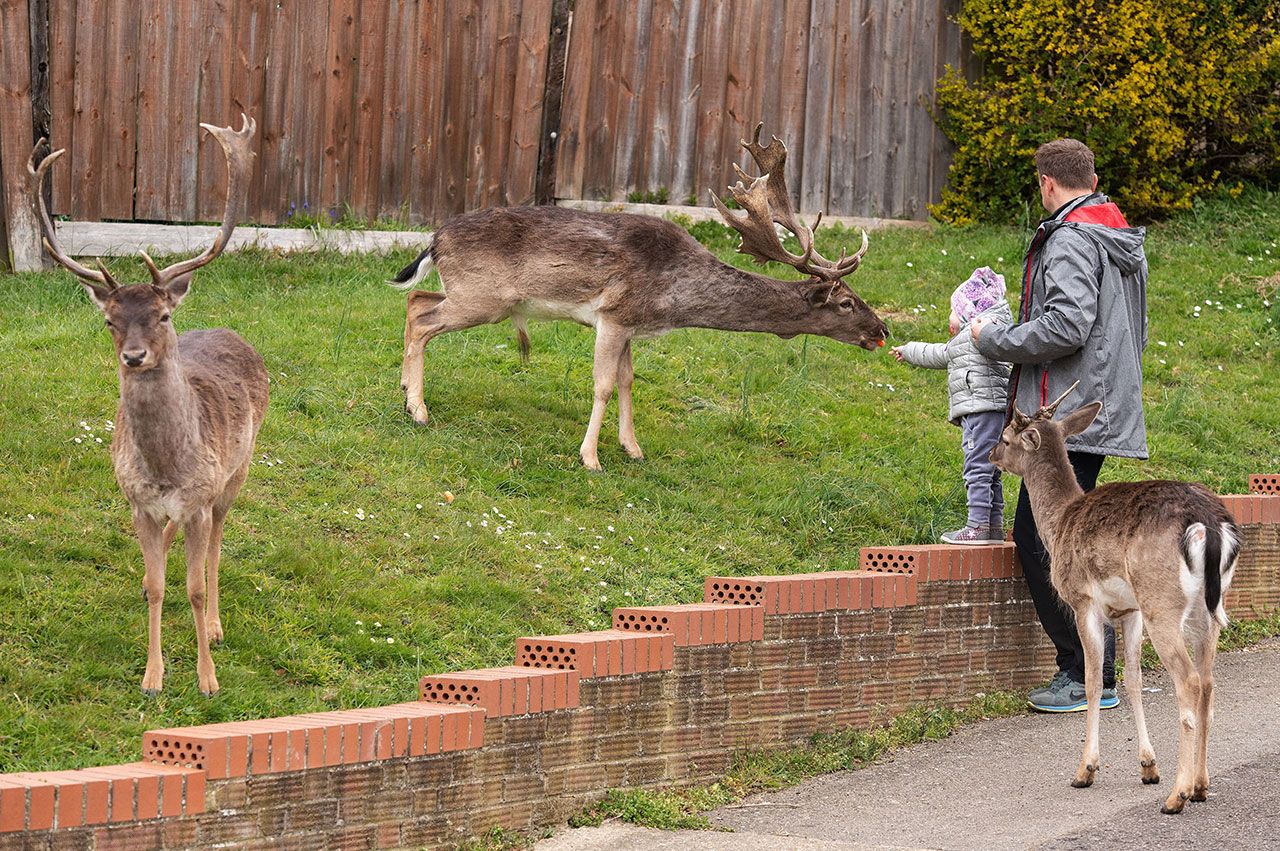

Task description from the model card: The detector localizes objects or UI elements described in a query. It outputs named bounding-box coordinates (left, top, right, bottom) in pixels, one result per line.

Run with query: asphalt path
left=538, top=638, right=1280, bottom=851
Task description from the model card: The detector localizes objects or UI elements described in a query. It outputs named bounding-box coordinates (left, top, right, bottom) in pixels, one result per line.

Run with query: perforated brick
left=704, top=577, right=766, bottom=606
left=612, top=603, right=762, bottom=645
left=859, top=547, right=921, bottom=575
left=1249, top=474, right=1280, bottom=495
left=419, top=666, right=579, bottom=716
left=515, top=630, right=672, bottom=677
left=145, top=702, right=482, bottom=778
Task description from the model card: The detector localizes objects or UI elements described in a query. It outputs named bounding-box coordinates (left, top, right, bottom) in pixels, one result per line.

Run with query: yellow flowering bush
left=932, top=0, right=1280, bottom=224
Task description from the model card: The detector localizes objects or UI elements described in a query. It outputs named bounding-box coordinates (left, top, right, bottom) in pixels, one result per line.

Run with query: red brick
left=1249, top=474, right=1280, bottom=495
left=142, top=726, right=243, bottom=778
left=517, top=630, right=664, bottom=677
left=0, top=778, right=24, bottom=833
left=2, top=775, right=54, bottom=831
left=703, top=576, right=766, bottom=606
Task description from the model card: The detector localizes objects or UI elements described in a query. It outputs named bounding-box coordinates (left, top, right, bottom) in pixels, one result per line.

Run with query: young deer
left=29, top=116, right=267, bottom=696
left=392, top=124, right=888, bottom=470
left=990, top=385, right=1240, bottom=814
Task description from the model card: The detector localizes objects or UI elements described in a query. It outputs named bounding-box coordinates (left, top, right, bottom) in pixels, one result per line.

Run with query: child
left=892, top=267, right=1013, bottom=544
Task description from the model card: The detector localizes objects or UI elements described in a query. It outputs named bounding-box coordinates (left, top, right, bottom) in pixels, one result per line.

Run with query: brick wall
left=3, top=489, right=1278, bottom=850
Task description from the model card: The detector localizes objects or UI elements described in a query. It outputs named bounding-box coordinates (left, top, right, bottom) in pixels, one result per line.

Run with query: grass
left=0, top=189, right=1277, bottom=772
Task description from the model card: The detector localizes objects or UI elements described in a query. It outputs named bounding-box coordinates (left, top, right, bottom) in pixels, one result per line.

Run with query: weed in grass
left=0, top=194, right=1277, bottom=771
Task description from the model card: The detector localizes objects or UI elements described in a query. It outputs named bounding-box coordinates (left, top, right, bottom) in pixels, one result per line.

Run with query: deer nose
left=122, top=350, right=147, bottom=367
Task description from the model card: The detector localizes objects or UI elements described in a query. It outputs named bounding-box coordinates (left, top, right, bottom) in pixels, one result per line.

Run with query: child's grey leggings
left=960, top=410, right=1006, bottom=528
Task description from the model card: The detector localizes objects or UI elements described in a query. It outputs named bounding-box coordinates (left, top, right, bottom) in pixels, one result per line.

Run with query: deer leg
left=616, top=341, right=643, bottom=460
left=162, top=520, right=179, bottom=551
left=136, top=511, right=168, bottom=695
left=183, top=507, right=219, bottom=696
left=1119, top=610, right=1159, bottom=784
left=1071, top=603, right=1106, bottom=789
left=401, top=290, right=448, bottom=424
left=580, top=323, right=629, bottom=471
left=204, top=506, right=229, bottom=645
left=1190, top=620, right=1219, bottom=802
left=1145, top=614, right=1200, bottom=814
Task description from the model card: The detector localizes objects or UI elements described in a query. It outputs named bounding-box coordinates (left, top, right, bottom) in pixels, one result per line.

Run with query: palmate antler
left=29, top=115, right=257, bottom=287
left=711, top=123, right=868, bottom=283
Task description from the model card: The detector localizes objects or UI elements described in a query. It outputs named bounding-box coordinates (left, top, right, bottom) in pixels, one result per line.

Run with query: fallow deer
left=29, top=116, right=267, bottom=696
left=990, top=385, right=1240, bottom=814
left=391, top=124, right=888, bottom=470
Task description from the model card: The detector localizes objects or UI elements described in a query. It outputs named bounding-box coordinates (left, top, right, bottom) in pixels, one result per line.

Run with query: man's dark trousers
left=1012, top=451, right=1116, bottom=688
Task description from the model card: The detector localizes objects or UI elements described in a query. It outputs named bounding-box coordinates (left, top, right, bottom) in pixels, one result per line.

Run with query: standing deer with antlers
left=990, top=385, right=1240, bottom=814
left=392, top=124, right=887, bottom=470
left=29, top=116, right=267, bottom=696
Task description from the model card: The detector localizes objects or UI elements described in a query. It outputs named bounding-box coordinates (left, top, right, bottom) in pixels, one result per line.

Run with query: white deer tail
left=388, top=236, right=436, bottom=290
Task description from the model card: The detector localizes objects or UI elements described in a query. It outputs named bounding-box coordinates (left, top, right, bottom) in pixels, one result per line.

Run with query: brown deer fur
left=394, top=128, right=887, bottom=470
left=990, top=392, right=1239, bottom=814
left=30, top=118, right=267, bottom=695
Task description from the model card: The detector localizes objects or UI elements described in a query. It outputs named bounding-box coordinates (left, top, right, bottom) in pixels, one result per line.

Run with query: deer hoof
left=1142, top=774, right=1161, bottom=785
left=622, top=445, right=644, bottom=461
left=1070, top=777, right=1094, bottom=789
left=141, top=687, right=161, bottom=698
left=1191, top=786, right=1208, bottom=802
left=407, top=405, right=429, bottom=426
left=207, top=620, right=225, bottom=645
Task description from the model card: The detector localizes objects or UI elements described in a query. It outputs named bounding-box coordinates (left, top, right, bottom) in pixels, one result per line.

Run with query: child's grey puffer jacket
left=898, top=300, right=1013, bottom=425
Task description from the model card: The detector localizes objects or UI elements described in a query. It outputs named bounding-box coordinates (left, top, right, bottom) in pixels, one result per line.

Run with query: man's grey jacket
left=975, top=193, right=1149, bottom=459
left=898, top=299, right=1013, bottom=426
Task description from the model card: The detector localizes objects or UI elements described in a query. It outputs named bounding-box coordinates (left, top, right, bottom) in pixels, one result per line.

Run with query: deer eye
left=838, top=299, right=854, bottom=312
left=104, top=319, right=115, bottom=329
left=160, top=313, right=171, bottom=323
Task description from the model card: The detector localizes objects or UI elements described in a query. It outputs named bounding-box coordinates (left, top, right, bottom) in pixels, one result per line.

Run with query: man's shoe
left=940, top=525, right=1002, bottom=545
left=1028, top=674, right=1120, bottom=712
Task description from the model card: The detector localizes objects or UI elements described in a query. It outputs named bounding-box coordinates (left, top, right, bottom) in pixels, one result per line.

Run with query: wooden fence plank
left=581, top=0, right=618, bottom=199
left=196, top=0, right=234, bottom=222
left=408, top=0, right=443, bottom=223
left=229, top=0, right=269, bottom=220
left=47, top=0, right=74, bottom=214
left=321, top=0, right=358, bottom=222
left=801, top=0, right=837, bottom=214
left=512, top=0, right=552, bottom=206
left=482, top=0, right=516, bottom=207
left=667, top=0, right=703, bottom=202
left=377, top=0, right=416, bottom=219
left=0, top=0, right=43, bottom=269
left=692, top=0, right=729, bottom=204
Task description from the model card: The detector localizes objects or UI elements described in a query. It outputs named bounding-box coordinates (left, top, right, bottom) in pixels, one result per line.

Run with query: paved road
left=538, top=638, right=1280, bottom=851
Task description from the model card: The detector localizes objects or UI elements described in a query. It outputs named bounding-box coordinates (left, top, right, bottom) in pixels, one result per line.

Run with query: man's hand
left=970, top=316, right=993, bottom=342
left=890, top=346, right=906, bottom=362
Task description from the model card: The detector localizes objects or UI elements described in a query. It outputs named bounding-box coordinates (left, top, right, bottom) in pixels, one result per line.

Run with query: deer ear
left=164, top=274, right=193, bottom=308
left=805, top=283, right=831, bottom=307
left=78, top=280, right=112, bottom=312
left=1060, top=401, right=1102, bottom=437
left=1018, top=428, right=1042, bottom=451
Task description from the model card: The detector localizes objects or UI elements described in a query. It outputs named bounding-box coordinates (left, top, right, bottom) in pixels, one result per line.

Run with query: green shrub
left=932, top=0, right=1280, bottom=224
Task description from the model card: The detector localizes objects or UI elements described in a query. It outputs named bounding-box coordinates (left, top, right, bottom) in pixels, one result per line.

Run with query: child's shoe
left=940, top=525, right=1002, bottom=545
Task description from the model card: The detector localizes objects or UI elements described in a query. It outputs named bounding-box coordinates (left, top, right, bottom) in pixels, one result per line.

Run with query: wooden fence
left=1, top=0, right=967, bottom=270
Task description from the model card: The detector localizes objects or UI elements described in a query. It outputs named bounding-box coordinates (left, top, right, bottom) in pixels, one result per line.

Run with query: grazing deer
left=990, top=385, right=1240, bottom=814
left=29, top=116, right=267, bottom=696
left=392, top=124, right=888, bottom=470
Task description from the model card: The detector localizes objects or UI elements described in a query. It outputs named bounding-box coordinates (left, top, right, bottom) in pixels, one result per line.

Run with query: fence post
left=534, top=0, right=570, bottom=205
left=0, top=0, right=46, bottom=272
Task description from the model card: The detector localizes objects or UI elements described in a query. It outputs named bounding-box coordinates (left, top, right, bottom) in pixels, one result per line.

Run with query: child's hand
left=890, top=346, right=906, bottom=362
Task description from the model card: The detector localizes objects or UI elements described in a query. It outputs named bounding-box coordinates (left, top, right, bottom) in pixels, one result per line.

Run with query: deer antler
left=141, top=114, right=257, bottom=287
left=711, top=123, right=868, bottom=283
left=1038, top=381, right=1081, bottom=420
left=28, top=143, right=119, bottom=288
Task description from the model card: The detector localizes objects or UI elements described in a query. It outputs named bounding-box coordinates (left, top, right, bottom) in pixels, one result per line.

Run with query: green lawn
left=1, top=191, right=1277, bottom=772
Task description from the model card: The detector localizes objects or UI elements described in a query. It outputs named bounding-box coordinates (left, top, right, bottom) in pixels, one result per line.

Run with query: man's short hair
left=1035, top=139, right=1095, bottom=190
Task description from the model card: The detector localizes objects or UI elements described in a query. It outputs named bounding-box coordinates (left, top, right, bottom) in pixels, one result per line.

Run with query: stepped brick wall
left=2, top=487, right=1278, bottom=850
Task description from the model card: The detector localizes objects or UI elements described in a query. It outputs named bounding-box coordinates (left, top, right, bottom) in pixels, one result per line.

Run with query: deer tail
left=1183, top=520, right=1240, bottom=629
left=388, top=237, right=436, bottom=290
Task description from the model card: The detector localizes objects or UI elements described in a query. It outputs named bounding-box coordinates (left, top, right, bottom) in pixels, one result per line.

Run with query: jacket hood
left=1050, top=195, right=1147, bottom=275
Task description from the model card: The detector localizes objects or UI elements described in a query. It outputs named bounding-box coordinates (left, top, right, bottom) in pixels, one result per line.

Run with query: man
left=971, top=138, right=1149, bottom=712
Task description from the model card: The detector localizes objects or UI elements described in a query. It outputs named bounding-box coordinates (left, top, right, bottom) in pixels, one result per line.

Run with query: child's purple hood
left=951, top=267, right=1007, bottom=323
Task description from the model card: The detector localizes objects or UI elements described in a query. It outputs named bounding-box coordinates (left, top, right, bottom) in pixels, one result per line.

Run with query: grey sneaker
left=940, top=525, right=1002, bottom=545
left=1028, top=673, right=1120, bottom=713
